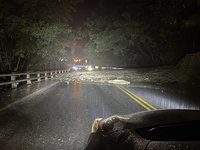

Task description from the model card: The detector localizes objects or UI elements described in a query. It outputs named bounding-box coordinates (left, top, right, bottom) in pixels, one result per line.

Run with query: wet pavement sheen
left=0, top=80, right=199, bottom=150
left=0, top=80, right=145, bottom=150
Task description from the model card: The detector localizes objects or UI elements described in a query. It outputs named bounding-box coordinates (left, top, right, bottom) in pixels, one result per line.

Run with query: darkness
left=70, top=0, right=99, bottom=29
left=0, top=1, right=200, bottom=150
left=0, top=0, right=200, bottom=72
left=69, top=0, right=99, bottom=57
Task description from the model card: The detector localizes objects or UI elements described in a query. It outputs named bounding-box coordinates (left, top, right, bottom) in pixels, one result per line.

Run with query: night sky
left=69, top=0, right=99, bottom=56
left=70, top=0, right=99, bottom=29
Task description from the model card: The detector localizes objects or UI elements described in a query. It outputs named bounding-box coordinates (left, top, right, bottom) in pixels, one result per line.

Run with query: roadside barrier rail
left=0, top=70, right=67, bottom=88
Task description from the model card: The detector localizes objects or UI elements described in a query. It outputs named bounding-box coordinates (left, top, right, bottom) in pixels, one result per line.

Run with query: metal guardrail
left=0, top=70, right=67, bottom=88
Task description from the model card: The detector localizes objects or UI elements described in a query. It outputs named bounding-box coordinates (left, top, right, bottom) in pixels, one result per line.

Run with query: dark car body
left=85, top=109, right=200, bottom=150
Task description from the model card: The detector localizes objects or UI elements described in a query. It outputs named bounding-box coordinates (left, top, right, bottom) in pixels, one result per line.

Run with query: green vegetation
left=0, top=0, right=83, bottom=73
left=1, top=0, right=200, bottom=72
left=85, top=0, right=200, bottom=67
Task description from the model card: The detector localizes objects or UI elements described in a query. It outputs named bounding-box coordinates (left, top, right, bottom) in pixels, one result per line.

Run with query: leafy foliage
left=0, top=0, right=83, bottom=72
left=85, top=0, right=200, bottom=67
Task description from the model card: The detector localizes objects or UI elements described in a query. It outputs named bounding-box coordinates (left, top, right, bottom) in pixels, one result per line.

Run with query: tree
left=84, top=0, right=200, bottom=67
left=0, top=0, right=83, bottom=72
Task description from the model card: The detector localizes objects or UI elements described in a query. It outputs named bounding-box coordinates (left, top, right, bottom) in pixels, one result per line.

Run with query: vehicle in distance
left=71, top=57, right=95, bottom=71
left=71, top=57, right=87, bottom=71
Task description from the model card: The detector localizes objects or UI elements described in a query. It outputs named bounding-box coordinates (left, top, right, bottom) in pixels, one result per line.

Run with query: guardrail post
left=0, top=70, right=65, bottom=89
left=50, top=72, right=53, bottom=79
left=37, top=73, right=41, bottom=82
left=27, top=74, right=31, bottom=84
left=45, top=72, right=48, bottom=80
left=11, top=75, right=18, bottom=88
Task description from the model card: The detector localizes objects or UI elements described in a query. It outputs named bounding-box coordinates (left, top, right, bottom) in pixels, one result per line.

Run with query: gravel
left=56, top=66, right=190, bottom=86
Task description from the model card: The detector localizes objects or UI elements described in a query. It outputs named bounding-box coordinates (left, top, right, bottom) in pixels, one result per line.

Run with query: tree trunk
left=20, top=59, right=26, bottom=72
left=14, top=57, right=21, bottom=72
left=0, top=53, right=3, bottom=72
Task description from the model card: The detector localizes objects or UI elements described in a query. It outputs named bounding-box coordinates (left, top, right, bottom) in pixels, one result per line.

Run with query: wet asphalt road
left=127, top=84, right=200, bottom=110
left=0, top=80, right=199, bottom=150
left=0, top=80, right=146, bottom=150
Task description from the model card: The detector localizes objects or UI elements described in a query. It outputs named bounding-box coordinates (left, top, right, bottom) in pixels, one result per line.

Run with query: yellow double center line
left=118, top=86, right=157, bottom=111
